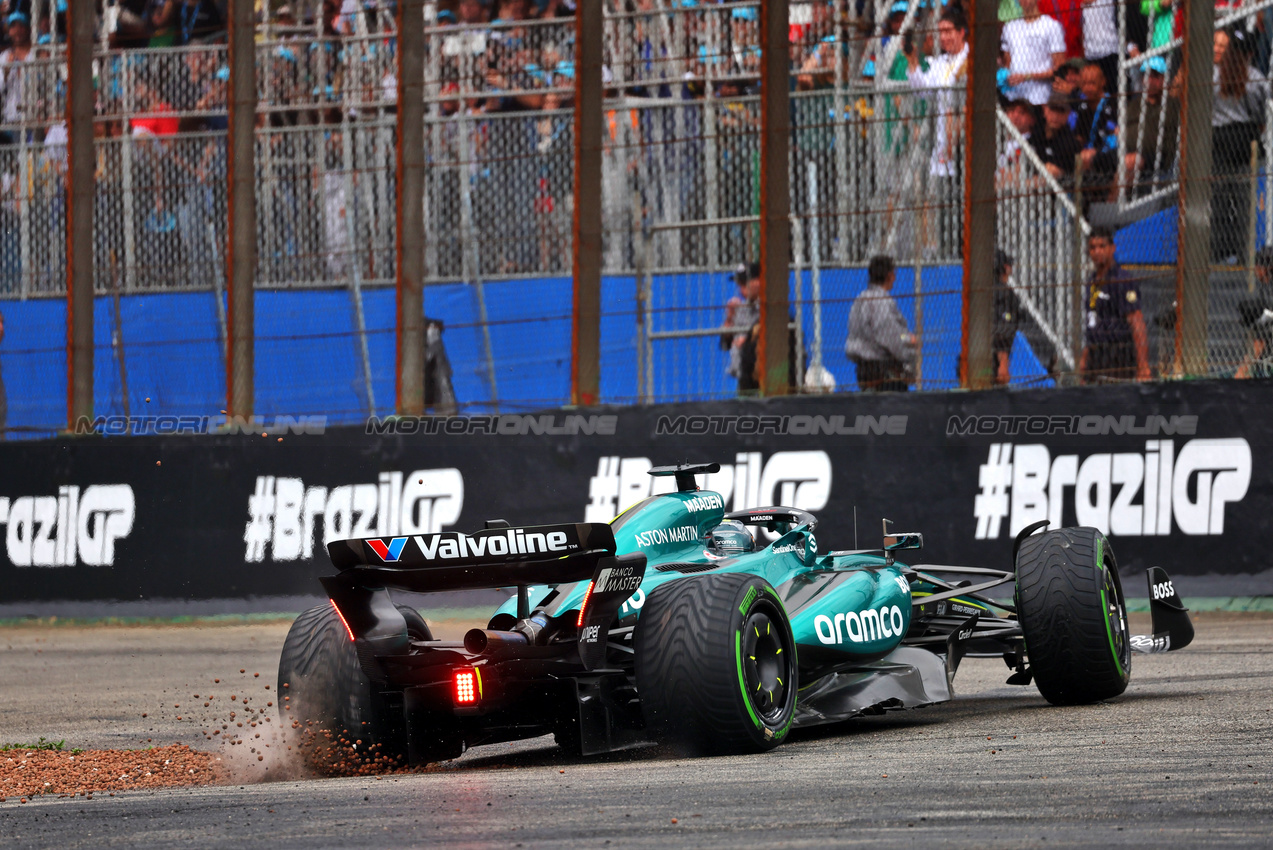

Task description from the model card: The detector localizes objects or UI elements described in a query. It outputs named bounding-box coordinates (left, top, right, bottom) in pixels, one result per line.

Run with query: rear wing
left=325, top=522, right=617, bottom=592
left=321, top=522, right=636, bottom=675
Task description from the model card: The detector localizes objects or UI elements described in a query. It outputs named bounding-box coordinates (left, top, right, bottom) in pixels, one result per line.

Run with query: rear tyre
left=277, top=603, right=407, bottom=772
left=396, top=604, right=434, bottom=641
left=1015, top=527, right=1131, bottom=705
left=635, top=573, right=797, bottom=755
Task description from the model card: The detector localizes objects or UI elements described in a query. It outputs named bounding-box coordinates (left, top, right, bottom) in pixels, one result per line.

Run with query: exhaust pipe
left=464, top=629, right=529, bottom=654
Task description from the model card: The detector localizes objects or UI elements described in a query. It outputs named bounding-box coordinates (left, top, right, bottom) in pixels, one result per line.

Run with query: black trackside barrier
left=1, top=379, right=1271, bottom=608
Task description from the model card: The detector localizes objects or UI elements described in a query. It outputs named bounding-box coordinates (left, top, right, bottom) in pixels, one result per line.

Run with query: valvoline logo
left=367, top=537, right=408, bottom=562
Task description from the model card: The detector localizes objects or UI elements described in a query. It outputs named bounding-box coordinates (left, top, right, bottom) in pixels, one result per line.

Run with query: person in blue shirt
left=1074, top=63, right=1120, bottom=198
left=1081, top=228, right=1151, bottom=383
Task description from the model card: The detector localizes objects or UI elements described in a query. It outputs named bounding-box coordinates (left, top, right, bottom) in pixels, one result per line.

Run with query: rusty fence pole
left=571, top=0, right=603, bottom=407
left=226, top=0, right=258, bottom=419
left=66, top=0, right=95, bottom=428
left=962, top=0, right=997, bottom=389
left=1175, top=0, right=1214, bottom=376
left=759, top=0, right=791, bottom=396
left=397, top=0, right=426, bottom=414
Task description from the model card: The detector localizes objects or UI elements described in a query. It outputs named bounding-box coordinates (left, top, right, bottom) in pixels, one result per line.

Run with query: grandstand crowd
left=0, top=0, right=1270, bottom=278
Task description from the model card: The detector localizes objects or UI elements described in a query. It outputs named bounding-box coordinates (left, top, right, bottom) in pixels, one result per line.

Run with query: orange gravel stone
left=0, top=745, right=213, bottom=799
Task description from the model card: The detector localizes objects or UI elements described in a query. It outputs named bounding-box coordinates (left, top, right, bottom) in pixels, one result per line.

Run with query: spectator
left=1002, top=0, right=1067, bottom=107
left=905, top=5, right=969, bottom=259
left=1050, top=58, right=1082, bottom=110
left=1235, top=247, right=1273, bottom=379
left=1074, top=63, right=1120, bottom=196
left=534, top=89, right=570, bottom=270
left=845, top=255, right=916, bottom=392
left=148, top=0, right=225, bottom=47
left=1042, top=0, right=1084, bottom=59
left=106, top=0, right=156, bottom=48
left=722, top=262, right=760, bottom=383
left=1124, top=57, right=1179, bottom=194
left=1029, top=91, right=1082, bottom=182
left=423, top=317, right=458, bottom=413
left=0, top=10, right=31, bottom=146
left=1139, top=0, right=1175, bottom=57
left=1081, top=0, right=1119, bottom=91
left=1211, top=26, right=1268, bottom=263
left=1081, top=227, right=1150, bottom=383
left=1072, top=61, right=1109, bottom=141
left=737, top=312, right=804, bottom=395
left=992, top=249, right=1022, bottom=384
left=998, top=98, right=1036, bottom=187
left=1005, top=97, right=1037, bottom=138
left=131, top=76, right=180, bottom=138
left=0, top=155, right=16, bottom=291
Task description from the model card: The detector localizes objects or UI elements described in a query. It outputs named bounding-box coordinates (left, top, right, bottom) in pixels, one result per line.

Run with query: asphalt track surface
left=2, top=612, right=1271, bottom=848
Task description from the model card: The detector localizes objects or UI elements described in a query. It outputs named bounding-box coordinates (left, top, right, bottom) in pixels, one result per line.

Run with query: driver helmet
left=709, top=519, right=754, bottom=556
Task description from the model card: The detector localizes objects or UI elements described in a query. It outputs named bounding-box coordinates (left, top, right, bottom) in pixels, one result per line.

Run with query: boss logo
left=1151, top=581, right=1175, bottom=601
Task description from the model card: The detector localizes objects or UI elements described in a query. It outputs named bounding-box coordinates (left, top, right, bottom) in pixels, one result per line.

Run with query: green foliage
left=0, top=732, right=80, bottom=753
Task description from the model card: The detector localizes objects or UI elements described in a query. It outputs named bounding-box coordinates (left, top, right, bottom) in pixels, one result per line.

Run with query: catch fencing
left=1, top=0, right=1271, bottom=436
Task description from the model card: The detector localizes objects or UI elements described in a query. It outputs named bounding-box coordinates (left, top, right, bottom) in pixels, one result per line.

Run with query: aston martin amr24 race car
left=279, top=462, right=1195, bottom=764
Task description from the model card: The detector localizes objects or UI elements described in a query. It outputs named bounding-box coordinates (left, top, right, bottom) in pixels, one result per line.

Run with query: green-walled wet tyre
left=635, top=573, right=797, bottom=755
left=1015, top=527, right=1131, bottom=705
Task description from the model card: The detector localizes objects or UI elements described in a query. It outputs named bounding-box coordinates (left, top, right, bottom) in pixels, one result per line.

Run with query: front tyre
left=635, top=574, right=797, bottom=755
left=1015, top=527, right=1131, bottom=705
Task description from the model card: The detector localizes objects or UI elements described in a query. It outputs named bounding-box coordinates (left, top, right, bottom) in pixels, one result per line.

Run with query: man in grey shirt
left=845, top=255, right=916, bottom=391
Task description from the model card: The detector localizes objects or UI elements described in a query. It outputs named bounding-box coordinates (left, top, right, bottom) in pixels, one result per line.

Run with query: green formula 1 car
left=279, top=462, right=1194, bottom=764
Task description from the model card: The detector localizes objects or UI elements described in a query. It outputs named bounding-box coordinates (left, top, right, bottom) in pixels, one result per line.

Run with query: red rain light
left=577, top=580, right=596, bottom=628
left=454, top=670, right=478, bottom=705
left=330, top=599, right=355, bottom=642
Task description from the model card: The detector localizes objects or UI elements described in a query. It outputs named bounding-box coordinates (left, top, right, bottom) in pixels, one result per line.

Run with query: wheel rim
left=1101, top=565, right=1131, bottom=674
left=741, top=608, right=793, bottom=725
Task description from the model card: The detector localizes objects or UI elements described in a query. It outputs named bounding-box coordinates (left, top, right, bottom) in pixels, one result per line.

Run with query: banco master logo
left=244, top=469, right=463, bottom=563
left=585, top=451, right=831, bottom=540
left=972, top=439, right=1251, bottom=539
left=0, top=485, right=135, bottom=567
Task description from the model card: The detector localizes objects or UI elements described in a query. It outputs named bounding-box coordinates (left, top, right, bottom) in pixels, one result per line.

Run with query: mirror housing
left=881, top=518, right=923, bottom=565
left=884, top=532, right=924, bottom=552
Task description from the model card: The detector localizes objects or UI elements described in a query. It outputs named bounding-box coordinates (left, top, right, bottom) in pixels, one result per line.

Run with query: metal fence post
left=397, top=0, right=426, bottom=414
left=227, top=0, right=258, bottom=419
left=759, top=0, right=791, bottom=395
left=66, top=1, right=95, bottom=427
left=572, top=0, right=603, bottom=406
left=1073, top=158, right=1085, bottom=380
left=963, top=0, right=997, bottom=390
left=1247, top=139, right=1259, bottom=294
left=1176, top=0, right=1215, bottom=377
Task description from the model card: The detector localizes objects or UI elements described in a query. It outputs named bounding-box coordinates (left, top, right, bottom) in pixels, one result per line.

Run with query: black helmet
left=709, top=519, right=754, bottom=555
